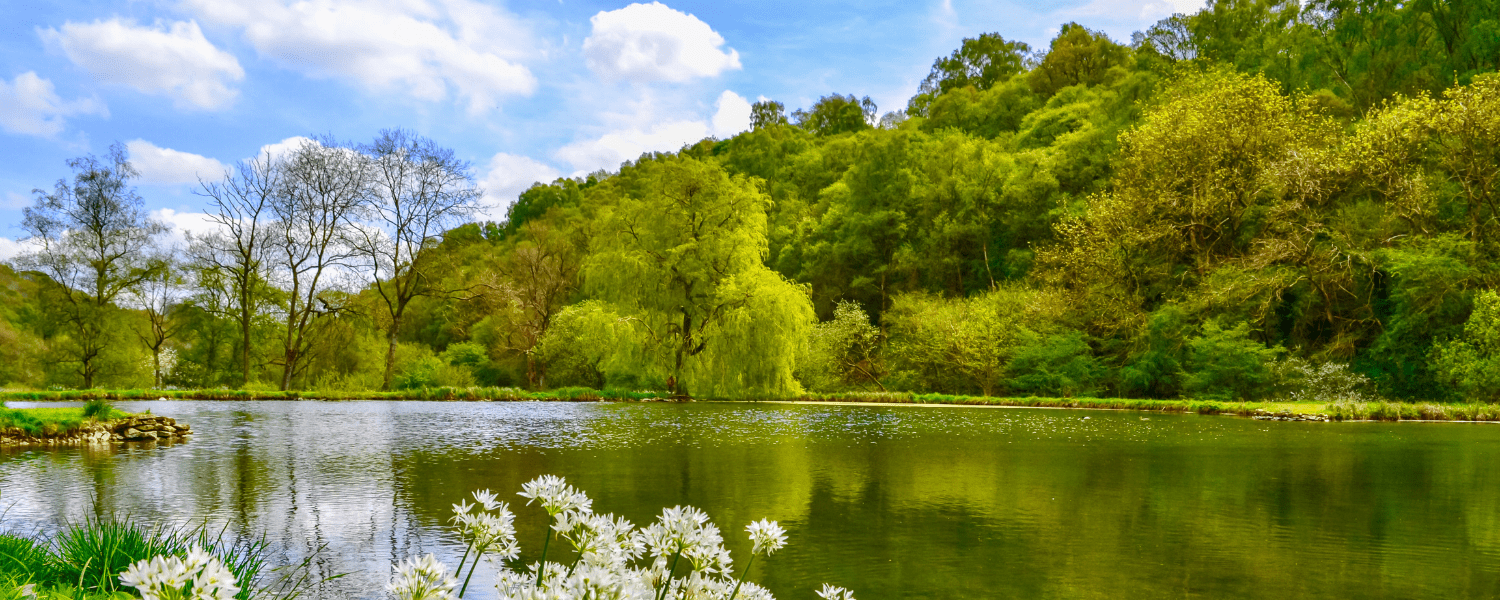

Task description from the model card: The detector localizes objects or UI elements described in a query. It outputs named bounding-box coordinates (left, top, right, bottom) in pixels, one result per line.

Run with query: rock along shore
left=0, top=415, right=192, bottom=447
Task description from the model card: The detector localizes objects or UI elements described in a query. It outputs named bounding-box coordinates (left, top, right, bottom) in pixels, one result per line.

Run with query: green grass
left=5, top=387, right=1497, bottom=422
left=0, top=405, right=132, bottom=437
left=794, top=392, right=1500, bottom=421
left=0, top=513, right=324, bottom=600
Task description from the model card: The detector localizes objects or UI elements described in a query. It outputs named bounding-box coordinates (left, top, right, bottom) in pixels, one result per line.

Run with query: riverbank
left=4, top=388, right=1497, bottom=422
left=0, top=405, right=192, bottom=446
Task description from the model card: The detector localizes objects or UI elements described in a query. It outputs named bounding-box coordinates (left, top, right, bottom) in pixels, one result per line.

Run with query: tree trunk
left=240, top=298, right=252, bottom=388
left=382, top=317, right=400, bottom=391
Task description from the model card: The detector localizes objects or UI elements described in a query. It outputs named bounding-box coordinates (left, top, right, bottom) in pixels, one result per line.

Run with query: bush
left=81, top=398, right=112, bottom=419
left=1432, top=289, right=1500, bottom=402
left=1007, top=330, right=1104, bottom=397
left=1183, top=320, right=1283, bottom=401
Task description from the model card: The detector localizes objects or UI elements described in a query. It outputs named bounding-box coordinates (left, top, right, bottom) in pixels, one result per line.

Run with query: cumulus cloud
left=0, top=72, right=106, bottom=137
left=0, top=237, right=38, bottom=262
left=583, top=2, right=741, bottom=83
left=480, top=153, right=561, bottom=220
left=710, top=90, right=751, bottom=138
left=183, top=0, right=536, bottom=112
left=257, top=136, right=318, bottom=160
left=151, top=208, right=223, bottom=250
left=555, top=119, right=709, bottom=174
left=39, top=19, right=244, bottom=110
left=126, top=140, right=230, bottom=185
left=555, top=90, right=752, bottom=174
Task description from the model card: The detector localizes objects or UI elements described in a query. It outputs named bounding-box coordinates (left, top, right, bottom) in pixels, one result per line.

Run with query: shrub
left=1183, top=320, right=1283, bottom=401
left=1432, top=289, right=1500, bottom=402
left=81, top=398, right=112, bottom=420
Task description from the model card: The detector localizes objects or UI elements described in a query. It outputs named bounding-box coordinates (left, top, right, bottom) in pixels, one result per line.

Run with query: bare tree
left=192, top=152, right=280, bottom=387
left=270, top=139, right=366, bottom=390
left=491, top=221, right=583, bottom=389
left=17, top=143, right=167, bottom=388
left=131, top=254, right=186, bottom=388
left=351, top=129, right=480, bottom=390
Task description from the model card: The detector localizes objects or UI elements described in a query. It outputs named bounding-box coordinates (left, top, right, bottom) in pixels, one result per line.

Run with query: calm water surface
left=3, top=400, right=1500, bottom=599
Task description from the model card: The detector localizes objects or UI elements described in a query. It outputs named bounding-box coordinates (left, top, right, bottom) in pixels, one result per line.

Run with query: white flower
left=745, top=520, right=786, bottom=556
left=117, top=545, right=240, bottom=600
left=388, top=554, right=459, bottom=600
left=816, top=584, right=857, bottom=600
left=17, top=583, right=37, bottom=599
left=518, top=475, right=593, bottom=516
left=473, top=489, right=501, bottom=511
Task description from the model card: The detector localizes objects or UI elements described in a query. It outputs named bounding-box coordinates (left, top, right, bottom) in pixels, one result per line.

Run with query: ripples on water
left=4, top=400, right=1500, bottom=599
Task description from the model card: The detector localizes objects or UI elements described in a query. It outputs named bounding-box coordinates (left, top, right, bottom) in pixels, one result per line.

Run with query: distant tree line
left=3, top=0, right=1499, bottom=400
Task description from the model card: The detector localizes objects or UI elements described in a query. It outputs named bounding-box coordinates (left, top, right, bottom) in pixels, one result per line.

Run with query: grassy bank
left=0, top=513, right=311, bottom=600
left=0, top=401, right=131, bottom=436
left=0, top=386, right=664, bottom=403
left=797, top=391, right=1500, bottom=422
left=5, top=388, right=1499, bottom=422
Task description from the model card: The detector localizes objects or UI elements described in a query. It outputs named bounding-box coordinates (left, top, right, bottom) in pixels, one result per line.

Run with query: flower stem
left=458, top=542, right=488, bottom=598
left=728, top=553, right=756, bottom=600
left=655, top=550, right=682, bottom=600
left=535, top=528, right=553, bottom=587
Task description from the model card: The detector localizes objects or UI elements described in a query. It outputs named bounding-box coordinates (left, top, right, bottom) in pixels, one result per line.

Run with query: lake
left=3, top=400, right=1500, bottom=599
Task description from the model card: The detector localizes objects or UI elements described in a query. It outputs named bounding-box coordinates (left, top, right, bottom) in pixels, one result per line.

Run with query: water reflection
left=4, top=401, right=1500, bottom=599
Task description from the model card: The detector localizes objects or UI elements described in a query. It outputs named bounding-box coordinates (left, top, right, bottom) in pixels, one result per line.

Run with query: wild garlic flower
left=518, top=475, right=593, bottom=516
left=745, top=520, right=787, bottom=556
left=643, top=506, right=712, bottom=558
left=816, top=584, right=857, bottom=600
left=452, top=492, right=521, bottom=561
left=117, top=545, right=240, bottom=600
left=388, top=554, right=459, bottom=600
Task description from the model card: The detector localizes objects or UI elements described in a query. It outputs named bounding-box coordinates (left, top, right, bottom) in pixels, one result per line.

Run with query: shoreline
left=0, top=414, right=193, bottom=447
left=4, top=388, right=1499, bottom=423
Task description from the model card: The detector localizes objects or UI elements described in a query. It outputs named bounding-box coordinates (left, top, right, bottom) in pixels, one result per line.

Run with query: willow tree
left=585, top=156, right=813, bottom=398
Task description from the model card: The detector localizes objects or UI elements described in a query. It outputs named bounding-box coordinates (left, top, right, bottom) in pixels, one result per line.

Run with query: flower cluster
left=389, top=475, right=858, bottom=600
left=815, top=585, right=857, bottom=600
left=388, top=554, right=459, bottom=600
left=117, top=545, right=241, bottom=600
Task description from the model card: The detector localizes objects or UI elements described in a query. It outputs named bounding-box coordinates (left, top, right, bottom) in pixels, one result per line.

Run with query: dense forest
left=2, top=0, right=1498, bottom=401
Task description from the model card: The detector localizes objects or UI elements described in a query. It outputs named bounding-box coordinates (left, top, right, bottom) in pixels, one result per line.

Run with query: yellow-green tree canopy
left=584, top=156, right=813, bottom=398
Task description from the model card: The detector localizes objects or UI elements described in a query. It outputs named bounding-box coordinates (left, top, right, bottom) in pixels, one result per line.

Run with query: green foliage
left=1183, top=321, right=1284, bottom=401
left=0, top=534, right=53, bottom=583
left=80, top=398, right=111, bottom=419
left=1028, top=23, right=1129, bottom=96
left=1432, top=289, right=1500, bottom=402
left=908, top=33, right=1032, bottom=117
left=800, top=301, right=884, bottom=392
left=792, top=94, right=878, bottom=136
left=1008, top=331, right=1104, bottom=397
left=585, top=156, right=813, bottom=398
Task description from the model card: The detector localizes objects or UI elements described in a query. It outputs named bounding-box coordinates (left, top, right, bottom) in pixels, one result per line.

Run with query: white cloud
left=710, top=90, right=751, bottom=138
left=0, top=72, right=107, bottom=137
left=555, top=119, right=710, bottom=174
left=0, top=237, right=37, bottom=262
left=126, top=140, right=229, bottom=185
left=479, top=153, right=561, bottom=220
left=40, top=19, right=244, bottom=110
left=583, top=2, right=741, bottom=83
left=257, top=136, right=318, bottom=161
left=555, top=89, right=751, bottom=174
left=183, top=0, right=537, bottom=112
left=150, top=208, right=223, bottom=251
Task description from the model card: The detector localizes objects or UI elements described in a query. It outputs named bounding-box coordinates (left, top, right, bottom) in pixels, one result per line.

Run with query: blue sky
left=0, top=0, right=1202, bottom=256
